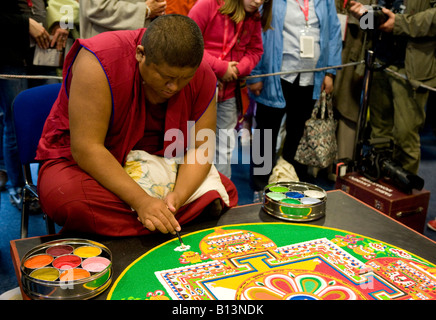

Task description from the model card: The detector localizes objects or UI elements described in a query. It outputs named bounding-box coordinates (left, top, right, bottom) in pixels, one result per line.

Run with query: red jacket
left=189, top=0, right=263, bottom=101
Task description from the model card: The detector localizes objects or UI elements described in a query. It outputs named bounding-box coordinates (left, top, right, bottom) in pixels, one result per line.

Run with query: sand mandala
left=107, top=223, right=436, bottom=300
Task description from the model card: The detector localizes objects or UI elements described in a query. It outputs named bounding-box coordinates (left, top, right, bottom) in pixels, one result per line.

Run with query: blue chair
left=12, top=83, right=62, bottom=238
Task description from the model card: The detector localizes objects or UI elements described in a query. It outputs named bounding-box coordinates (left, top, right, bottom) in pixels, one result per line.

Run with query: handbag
left=294, top=91, right=338, bottom=168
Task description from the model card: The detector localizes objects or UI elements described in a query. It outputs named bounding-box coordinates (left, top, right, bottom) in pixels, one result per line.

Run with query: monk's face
left=136, top=45, right=197, bottom=104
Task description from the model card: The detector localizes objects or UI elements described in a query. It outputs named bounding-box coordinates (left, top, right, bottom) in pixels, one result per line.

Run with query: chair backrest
left=13, top=83, right=62, bottom=164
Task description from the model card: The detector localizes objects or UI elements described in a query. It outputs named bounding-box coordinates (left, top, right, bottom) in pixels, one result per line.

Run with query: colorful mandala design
left=199, top=228, right=276, bottom=260
left=236, top=269, right=366, bottom=300
left=108, top=223, right=436, bottom=300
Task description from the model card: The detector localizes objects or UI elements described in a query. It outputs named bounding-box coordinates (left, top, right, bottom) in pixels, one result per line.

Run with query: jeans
left=0, top=64, right=59, bottom=190
left=215, top=97, right=238, bottom=178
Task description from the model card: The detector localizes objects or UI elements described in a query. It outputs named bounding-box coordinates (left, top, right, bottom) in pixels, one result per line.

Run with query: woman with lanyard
left=189, top=0, right=273, bottom=179
left=247, top=0, right=342, bottom=202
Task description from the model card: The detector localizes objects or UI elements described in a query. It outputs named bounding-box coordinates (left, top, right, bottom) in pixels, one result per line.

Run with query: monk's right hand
left=136, top=197, right=181, bottom=234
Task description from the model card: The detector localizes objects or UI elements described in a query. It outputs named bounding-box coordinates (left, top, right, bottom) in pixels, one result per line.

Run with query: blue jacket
left=248, top=0, right=342, bottom=107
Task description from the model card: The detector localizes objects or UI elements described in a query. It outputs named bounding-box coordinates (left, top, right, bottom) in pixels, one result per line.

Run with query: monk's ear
left=136, top=45, right=146, bottom=63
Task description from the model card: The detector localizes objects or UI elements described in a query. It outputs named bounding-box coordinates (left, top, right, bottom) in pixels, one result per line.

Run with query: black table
left=10, top=190, right=436, bottom=300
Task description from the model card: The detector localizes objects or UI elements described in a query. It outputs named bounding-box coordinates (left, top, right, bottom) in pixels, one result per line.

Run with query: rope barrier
left=383, top=67, right=436, bottom=93
left=245, top=60, right=365, bottom=79
left=1, top=59, right=435, bottom=92
left=0, top=74, right=62, bottom=81
left=0, top=61, right=364, bottom=82
left=245, top=60, right=436, bottom=93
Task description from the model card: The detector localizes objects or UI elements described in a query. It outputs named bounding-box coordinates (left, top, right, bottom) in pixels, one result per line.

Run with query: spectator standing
left=189, top=0, right=273, bottom=179
left=333, top=0, right=376, bottom=161
left=247, top=0, right=342, bottom=201
left=79, top=0, right=166, bottom=39
left=349, top=0, right=436, bottom=174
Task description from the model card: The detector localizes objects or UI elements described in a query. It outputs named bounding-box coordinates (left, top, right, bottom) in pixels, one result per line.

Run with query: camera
left=369, top=5, right=389, bottom=28
left=358, top=138, right=424, bottom=194
left=359, top=4, right=389, bottom=30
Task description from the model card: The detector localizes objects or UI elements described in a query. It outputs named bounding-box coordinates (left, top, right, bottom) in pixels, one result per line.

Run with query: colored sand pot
left=21, top=239, right=112, bottom=300
left=82, top=257, right=111, bottom=273
left=30, top=268, right=59, bottom=281
left=23, top=254, right=53, bottom=269
left=74, top=246, right=102, bottom=258
left=269, top=186, right=289, bottom=193
left=265, top=192, right=287, bottom=201
left=60, top=268, right=91, bottom=281
left=263, top=182, right=326, bottom=222
left=46, top=245, right=73, bottom=257
left=285, top=191, right=305, bottom=199
left=52, top=255, right=81, bottom=270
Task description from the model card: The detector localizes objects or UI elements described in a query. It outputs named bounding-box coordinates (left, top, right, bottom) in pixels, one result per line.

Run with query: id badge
left=300, top=35, right=314, bottom=59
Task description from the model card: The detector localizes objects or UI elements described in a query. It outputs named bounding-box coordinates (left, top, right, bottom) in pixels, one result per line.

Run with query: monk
left=36, top=14, right=238, bottom=237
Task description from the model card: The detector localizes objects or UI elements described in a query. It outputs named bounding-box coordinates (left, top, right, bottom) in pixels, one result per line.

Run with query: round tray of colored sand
left=262, top=181, right=327, bottom=222
left=20, top=239, right=112, bottom=300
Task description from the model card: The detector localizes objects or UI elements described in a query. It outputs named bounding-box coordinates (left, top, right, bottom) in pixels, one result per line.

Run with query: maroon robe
left=36, top=29, right=238, bottom=236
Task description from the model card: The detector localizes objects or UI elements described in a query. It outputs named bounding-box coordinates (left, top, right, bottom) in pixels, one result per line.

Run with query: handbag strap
left=325, top=92, right=334, bottom=120
left=311, top=91, right=327, bottom=119
left=311, top=91, right=335, bottom=120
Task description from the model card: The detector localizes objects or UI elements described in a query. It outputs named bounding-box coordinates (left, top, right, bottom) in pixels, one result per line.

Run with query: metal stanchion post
left=353, top=50, right=375, bottom=165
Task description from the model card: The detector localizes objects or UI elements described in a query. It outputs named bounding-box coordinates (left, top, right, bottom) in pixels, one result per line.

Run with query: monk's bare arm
left=166, top=93, right=217, bottom=211
left=68, top=48, right=180, bottom=234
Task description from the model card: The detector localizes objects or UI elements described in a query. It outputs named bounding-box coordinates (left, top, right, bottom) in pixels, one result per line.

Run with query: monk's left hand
left=164, top=192, right=182, bottom=215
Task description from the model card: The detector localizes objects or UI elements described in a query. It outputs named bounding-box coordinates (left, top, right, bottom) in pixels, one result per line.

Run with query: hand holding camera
left=349, top=1, right=395, bottom=33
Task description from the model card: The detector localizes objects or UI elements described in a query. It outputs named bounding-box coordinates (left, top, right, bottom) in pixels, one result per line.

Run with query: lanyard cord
left=343, top=0, right=349, bottom=9
left=295, top=0, right=310, bottom=22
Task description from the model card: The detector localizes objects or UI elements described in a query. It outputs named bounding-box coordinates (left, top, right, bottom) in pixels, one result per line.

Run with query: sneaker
left=9, top=187, right=23, bottom=211
left=428, top=220, right=436, bottom=232
left=253, top=191, right=263, bottom=203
